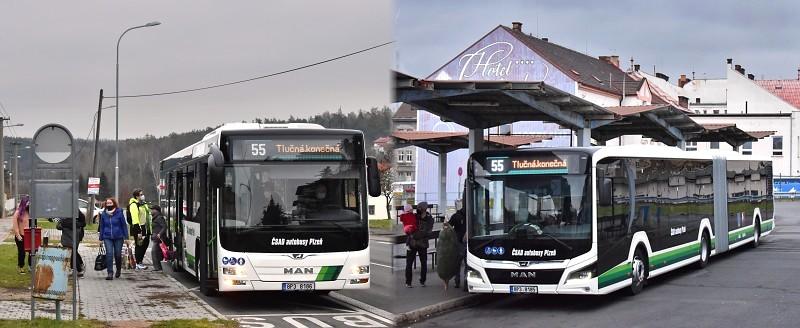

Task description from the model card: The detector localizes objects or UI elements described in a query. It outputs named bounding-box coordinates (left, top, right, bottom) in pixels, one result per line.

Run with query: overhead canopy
left=692, top=123, right=773, bottom=145
left=391, top=130, right=552, bottom=154
left=395, top=71, right=617, bottom=130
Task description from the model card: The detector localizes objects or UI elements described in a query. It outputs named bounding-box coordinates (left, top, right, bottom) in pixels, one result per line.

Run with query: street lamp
left=115, top=21, right=161, bottom=202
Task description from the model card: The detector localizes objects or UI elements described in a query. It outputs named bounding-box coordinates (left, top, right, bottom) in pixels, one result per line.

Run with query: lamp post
left=115, top=21, right=161, bottom=202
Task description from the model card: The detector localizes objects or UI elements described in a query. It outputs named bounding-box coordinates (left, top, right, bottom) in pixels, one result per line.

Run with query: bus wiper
left=535, top=232, right=573, bottom=251
left=322, top=221, right=354, bottom=238
left=471, top=238, right=500, bottom=251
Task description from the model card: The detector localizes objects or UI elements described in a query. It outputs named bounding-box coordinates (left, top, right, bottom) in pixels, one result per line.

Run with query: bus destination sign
left=231, top=138, right=354, bottom=161
left=486, top=156, right=568, bottom=175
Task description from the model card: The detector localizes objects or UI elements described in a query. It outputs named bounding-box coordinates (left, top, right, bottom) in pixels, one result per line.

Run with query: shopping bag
left=94, top=244, right=107, bottom=271
left=159, top=240, right=169, bottom=260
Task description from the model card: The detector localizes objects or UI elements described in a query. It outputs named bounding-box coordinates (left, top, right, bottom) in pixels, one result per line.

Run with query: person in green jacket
left=126, top=188, right=151, bottom=271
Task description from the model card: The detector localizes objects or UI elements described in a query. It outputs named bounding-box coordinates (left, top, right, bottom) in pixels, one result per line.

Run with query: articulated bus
left=465, top=146, right=774, bottom=295
left=160, top=123, right=381, bottom=295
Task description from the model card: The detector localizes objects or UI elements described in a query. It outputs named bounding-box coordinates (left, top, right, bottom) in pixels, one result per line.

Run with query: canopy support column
left=438, top=151, right=447, bottom=218
left=576, top=127, right=591, bottom=147
left=468, top=128, right=484, bottom=154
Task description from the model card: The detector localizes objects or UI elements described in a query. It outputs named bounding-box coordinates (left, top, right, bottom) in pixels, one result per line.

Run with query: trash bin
left=23, top=227, right=42, bottom=252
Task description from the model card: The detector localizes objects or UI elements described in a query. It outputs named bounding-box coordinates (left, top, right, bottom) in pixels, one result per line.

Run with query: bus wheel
left=697, top=231, right=710, bottom=269
left=752, top=219, right=761, bottom=248
left=628, top=248, right=647, bottom=295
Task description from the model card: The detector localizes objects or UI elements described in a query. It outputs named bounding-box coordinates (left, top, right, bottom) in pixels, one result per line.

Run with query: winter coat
left=58, top=211, right=86, bottom=247
left=447, top=209, right=467, bottom=244
left=99, top=208, right=128, bottom=240
left=127, top=198, right=151, bottom=236
left=150, top=213, right=168, bottom=244
left=409, top=212, right=434, bottom=250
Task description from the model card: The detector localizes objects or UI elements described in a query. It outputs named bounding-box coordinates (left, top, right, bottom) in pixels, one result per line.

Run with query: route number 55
left=251, top=143, right=267, bottom=156
left=490, top=159, right=504, bottom=172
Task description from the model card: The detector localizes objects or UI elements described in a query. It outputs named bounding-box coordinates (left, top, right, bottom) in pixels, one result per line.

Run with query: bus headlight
left=567, top=263, right=596, bottom=281
left=466, top=268, right=485, bottom=284
left=351, top=265, right=370, bottom=275
left=222, top=267, right=238, bottom=275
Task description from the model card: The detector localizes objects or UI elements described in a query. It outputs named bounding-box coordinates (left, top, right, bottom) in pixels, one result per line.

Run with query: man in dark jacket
left=447, top=207, right=466, bottom=288
left=149, top=205, right=168, bottom=272
left=58, top=210, right=86, bottom=277
left=405, top=202, right=434, bottom=288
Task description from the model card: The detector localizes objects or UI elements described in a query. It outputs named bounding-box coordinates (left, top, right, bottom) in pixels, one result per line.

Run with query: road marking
left=370, top=263, right=392, bottom=269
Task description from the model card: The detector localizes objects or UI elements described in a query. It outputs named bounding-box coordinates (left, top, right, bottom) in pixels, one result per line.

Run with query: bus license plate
left=282, top=282, right=315, bottom=291
left=510, top=286, right=538, bottom=294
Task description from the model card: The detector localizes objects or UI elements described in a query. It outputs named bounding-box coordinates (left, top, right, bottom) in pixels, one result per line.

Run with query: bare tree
left=378, top=161, right=395, bottom=221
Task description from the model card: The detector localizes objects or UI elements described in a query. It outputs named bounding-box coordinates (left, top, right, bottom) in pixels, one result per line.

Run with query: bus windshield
left=221, top=162, right=363, bottom=230
left=471, top=174, right=591, bottom=240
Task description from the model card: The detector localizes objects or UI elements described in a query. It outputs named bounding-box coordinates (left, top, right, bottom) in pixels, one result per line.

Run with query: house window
left=368, top=205, right=375, bottom=215
left=773, top=136, right=783, bottom=156
left=695, top=98, right=701, bottom=103
left=742, top=142, right=753, bottom=155
left=712, top=110, right=719, bottom=114
left=686, top=141, right=697, bottom=151
left=710, top=141, right=719, bottom=149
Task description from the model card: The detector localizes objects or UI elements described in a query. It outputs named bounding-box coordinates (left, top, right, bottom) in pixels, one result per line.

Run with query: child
left=399, top=204, right=417, bottom=244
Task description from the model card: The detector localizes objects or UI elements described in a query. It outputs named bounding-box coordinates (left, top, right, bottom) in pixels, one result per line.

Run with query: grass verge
left=0, top=319, right=104, bottom=327
left=0, top=244, right=29, bottom=288
left=368, top=219, right=392, bottom=230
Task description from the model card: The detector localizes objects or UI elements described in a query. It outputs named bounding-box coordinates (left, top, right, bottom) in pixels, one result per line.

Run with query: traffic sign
left=87, top=177, right=100, bottom=195
left=458, top=166, right=463, bottom=176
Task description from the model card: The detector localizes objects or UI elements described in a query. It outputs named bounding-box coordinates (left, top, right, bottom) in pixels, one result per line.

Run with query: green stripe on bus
left=649, top=242, right=700, bottom=271
left=185, top=253, right=196, bottom=270
left=315, top=266, right=343, bottom=282
left=761, top=219, right=774, bottom=232
left=728, top=226, right=754, bottom=244
left=598, top=262, right=631, bottom=289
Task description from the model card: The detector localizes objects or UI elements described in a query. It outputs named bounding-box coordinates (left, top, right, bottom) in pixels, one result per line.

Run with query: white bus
left=160, top=123, right=381, bottom=295
left=465, top=145, right=774, bottom=295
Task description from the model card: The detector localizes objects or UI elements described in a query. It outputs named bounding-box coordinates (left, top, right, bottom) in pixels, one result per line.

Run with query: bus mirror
left=367, top=157, right=381, bottom=197
left=599, top=178, right=612, bottom=206
left=207, top=145, right=225, bottom=184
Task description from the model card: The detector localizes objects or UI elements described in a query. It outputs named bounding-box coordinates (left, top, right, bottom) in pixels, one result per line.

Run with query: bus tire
left=628, top=247, right=647, bottom=296
left=752, top=219, right=761, bottom=248
left=314, top=290, right=331, bottom=296
left=697, top=231, right=710, bottom=269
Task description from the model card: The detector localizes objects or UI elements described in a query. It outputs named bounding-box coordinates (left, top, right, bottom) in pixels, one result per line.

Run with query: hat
left=150, top=204, right=161, bottom=212
left=417, top=202, right=428, bottom=210
left=403, top=204, right=413, bottom=213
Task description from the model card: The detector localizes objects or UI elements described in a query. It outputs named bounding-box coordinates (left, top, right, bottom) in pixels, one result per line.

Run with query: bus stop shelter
left=391, top=130, right=552, bottom=214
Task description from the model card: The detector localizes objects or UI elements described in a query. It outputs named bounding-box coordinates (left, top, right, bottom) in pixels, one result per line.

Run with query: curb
left=162, top=270, right=227, bottom=320
left=329, top=291, right=481, bottom=326
left=328, top=292, right=396, bottom=323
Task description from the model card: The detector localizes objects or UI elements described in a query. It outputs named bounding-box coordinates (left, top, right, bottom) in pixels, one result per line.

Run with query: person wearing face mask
left=127, top=189, right=151, bottom=271
left=98, top=198, right=128, bottom=280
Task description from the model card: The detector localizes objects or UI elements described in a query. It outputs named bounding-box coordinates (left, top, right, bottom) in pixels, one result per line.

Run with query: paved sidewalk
left=0, top=216, right=223, bottom=321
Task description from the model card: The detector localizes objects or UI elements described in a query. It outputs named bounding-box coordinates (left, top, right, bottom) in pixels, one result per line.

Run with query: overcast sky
left=1, top=0, right=391, bottom=139
left=395, top=1, right=800, bottom=83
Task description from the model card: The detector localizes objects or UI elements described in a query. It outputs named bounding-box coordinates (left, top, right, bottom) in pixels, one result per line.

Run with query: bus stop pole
left=30, top=219, right=35, bottom=319
left=438, top=152, right=447, bottom=219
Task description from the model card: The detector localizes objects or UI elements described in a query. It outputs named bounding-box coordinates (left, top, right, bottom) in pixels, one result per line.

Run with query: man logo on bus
left=285, top=267, right=314, bottom=274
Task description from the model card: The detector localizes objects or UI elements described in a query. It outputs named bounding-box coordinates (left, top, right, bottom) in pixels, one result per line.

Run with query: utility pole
left=0, top=116, right=7, bottom=216
left=11, top=141, right=20, bottom=210
left=89, top=90, right=103, bottom=224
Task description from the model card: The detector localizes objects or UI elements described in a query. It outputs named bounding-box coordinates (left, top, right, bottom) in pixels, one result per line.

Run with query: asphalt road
left=168, top=245, right=393, bottom=328
left=412, top=201, right=800, bottom=328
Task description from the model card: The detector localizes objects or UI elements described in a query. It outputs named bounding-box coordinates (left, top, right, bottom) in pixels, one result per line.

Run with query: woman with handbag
left=149, top=204, right=168, bottom=272
left=98, top=198, right=128, bottom=280
left=11, top=196, right=32, bottom=274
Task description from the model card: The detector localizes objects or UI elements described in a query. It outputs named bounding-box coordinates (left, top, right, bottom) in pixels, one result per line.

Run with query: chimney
left=541, top=37, right=548, bottom=42
left=511, top=22, right=523, bottom=32
left=655, top=72, right=669, bottom=81
left=599, top=55, right=620, bottom=68
left=678, top=74, right=690, bottom=87
left=747, top=73, right=755, bottom=80
left=678, top=96, right=689, bottom=108
left=797, top=67, right=799, bottom=80
left=634, top=64, right=640, bottom=71
left=727, top=58, right=733, bottom=69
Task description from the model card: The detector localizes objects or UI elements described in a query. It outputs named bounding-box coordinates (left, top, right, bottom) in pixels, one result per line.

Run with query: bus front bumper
left=466, top=255, right=598, bottom=295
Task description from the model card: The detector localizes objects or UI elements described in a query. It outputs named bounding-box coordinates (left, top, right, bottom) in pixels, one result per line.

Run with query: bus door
left=712, top=156, right=729, bottom=253
left=172, top=170, right=185, bottom=268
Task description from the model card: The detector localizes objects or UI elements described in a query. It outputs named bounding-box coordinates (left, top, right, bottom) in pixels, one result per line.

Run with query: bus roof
left=161, top=122, right=328, bottom=162
left=470, top=145, right=772, bottom=164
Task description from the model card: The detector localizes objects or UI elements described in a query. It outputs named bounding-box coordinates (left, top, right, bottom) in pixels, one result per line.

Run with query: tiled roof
left=755, top=80, right=800, bottom=110
left=502, top=25, right=642, bottom=96
left=393, top=103, right=417, bottom=120
left=391, top=131, right=553, bottom=152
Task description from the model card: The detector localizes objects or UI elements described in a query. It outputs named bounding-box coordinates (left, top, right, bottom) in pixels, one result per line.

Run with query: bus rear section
left=465, top=150, right=597, bottom=294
